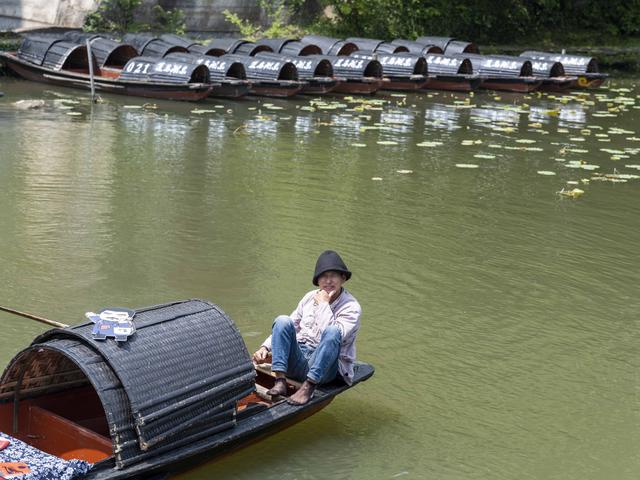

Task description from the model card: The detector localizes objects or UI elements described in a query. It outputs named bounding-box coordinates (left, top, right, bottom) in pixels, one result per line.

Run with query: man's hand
left=314, top=289, right=336, bottom=304
left=253, top=346, right=269, bottom=364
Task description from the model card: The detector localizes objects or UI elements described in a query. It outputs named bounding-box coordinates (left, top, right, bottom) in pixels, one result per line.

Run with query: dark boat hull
left=301, top=78, right=339, bottom=95
left=423, top=75, right=482, bottom=92
left=479, top=77, right=542, bottom=93
left=85, top=362, right=374, bottom=479
left=571, top=74, right=607, bottom=89
left=0, top=52, right=212, bottom=101
left=538, top=77, right=575, bottom=92
left=331, top=78, right=382, bottom=95
left=210, top=80, right=251, bottom=98
left=249, top=80, right=303, bottom=97
left=380, top=76, right=429, bottom=91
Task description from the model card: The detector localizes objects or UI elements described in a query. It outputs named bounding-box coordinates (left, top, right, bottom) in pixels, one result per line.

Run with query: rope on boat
left=0, top=305, right=69, bottom=329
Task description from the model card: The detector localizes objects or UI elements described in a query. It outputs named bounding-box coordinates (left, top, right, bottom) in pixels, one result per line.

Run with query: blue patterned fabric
left=0, top=434, right=91, bottom=480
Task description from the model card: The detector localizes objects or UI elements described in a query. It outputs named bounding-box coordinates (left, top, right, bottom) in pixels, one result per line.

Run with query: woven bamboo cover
left=34, top=300, right=256, bottom=458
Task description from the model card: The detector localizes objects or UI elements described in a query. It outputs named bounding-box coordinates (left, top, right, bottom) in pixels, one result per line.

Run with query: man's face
left=317, top=271, right=346, bottom=293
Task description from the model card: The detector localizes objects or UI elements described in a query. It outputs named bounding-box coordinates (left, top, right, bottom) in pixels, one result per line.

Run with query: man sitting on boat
left=253, top=250, right=361, bottom=405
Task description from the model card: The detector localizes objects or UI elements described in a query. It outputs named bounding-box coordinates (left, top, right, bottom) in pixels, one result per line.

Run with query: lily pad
left=557, top=188, right=585, bottom=198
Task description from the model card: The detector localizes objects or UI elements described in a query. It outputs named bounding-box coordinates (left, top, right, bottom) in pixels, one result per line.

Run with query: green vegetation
left=316, top=0, right=640, bottom=46
left=83, top=0, right=185, bottom=34
left=222, top=0, right=305, bottom=41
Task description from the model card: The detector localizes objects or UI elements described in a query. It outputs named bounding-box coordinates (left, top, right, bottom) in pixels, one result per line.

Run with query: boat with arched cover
left=0, top=299, right=374, bottom=479
left=0, top=36, right=213, bottom=101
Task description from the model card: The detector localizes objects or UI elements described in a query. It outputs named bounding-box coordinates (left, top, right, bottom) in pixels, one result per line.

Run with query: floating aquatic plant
left=557, top=188, right=585, bottom=198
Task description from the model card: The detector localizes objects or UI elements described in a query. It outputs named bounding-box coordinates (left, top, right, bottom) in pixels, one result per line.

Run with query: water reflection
left=1, top=79, right=640, bottom=480
left=471, top=106, right=521, bottom=127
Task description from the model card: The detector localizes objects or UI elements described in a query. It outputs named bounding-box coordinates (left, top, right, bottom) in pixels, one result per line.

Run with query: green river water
left=0, top=77, right=638, bottom=480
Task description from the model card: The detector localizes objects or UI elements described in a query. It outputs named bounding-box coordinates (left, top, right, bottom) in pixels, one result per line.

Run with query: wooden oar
left=0, top=305, right=69, bottom=329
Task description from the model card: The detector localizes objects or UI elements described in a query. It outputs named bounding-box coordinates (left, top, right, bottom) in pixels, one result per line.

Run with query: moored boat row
left=0, top=31, right=609, bottom=101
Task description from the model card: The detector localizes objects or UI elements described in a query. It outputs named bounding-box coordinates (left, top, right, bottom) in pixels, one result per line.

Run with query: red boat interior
left=0, top=368, right=285, bottom=464
left=0, top=386, right=112, bottom=463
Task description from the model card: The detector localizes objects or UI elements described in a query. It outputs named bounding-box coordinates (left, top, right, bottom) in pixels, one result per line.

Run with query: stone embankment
left=0, top=0, right=261, bottom=34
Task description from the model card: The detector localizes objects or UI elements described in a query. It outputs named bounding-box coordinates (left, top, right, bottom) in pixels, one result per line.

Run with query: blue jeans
left=270, top=315, right=341, bottom=384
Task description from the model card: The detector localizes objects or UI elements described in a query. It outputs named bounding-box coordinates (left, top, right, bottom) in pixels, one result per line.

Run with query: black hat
left=312, top=250, right=352, bottom=286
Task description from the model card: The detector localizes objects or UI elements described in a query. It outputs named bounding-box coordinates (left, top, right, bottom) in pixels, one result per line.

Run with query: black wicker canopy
left=118, top=56, right=210, bottom=84
left=204, top=39, right=272, bottom=57
left=165, top=52, right=247, bottom=80
left=59, top=33, right=138, bottom=69
left=415, top=36, right=479, bottom=54
left=316, top=55, right=383, bottom=80
left=424, top=54, right=473, bottom=75
left=461, top=54, right=533, bottom=77
left=122, top=34, right=187, bottom=58
left=351, top=51, right=427, bottom=77
left=0, top=300, right=256, bottom=469
left=391, top=39, right=443, bottom=55
left=221, top=54, right=298, bottom=81
left=527, top=59, right=565, bottom=78
left=519, top=51, right=600, bottom=75
left=346, top=37, right=408, bottom=54
left=301, top=35, right=358, bottom=56
left=255, top=52, right=332, bottom=79
left=17, top=36, right=98, bottom=72
left=254, top=38, right=322, bottom=56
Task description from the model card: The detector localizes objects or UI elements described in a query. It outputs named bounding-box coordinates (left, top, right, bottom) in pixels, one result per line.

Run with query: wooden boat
left=255, top=38, right=323, bottom=56
left=203, top=38, right=273, bottom=57
left=519, top=51, right=608, bottom=88
left=458, top=54, right=542, bottom=92
left=314, top=55, right=383, bottom=94
left=0, top=36, right=212, bottom=101
left=255, top=52, right=338, bottom=94
left=345, top=37, right=409, bottom=54
left=422, top=54, right=482, bottom=92
left=164, top=52, right=251, bottom=98
left=0, top=299, right=374, bottom=479
left=219, top=54, right=304, bottom=97
left=390, top=39, right=443, bottom=56
left=154, top=37, right=303, bottom=98
left=115, top=34, right=251, bottom=98
left=300, top=35, right=358, bottom=56
left=526, top=58, right=575, bottom=92
left=415, top=36, right=479, bottom=55
left=122, top=33, right=188, bottom=58
left=351, top=51, right=428, bottom=91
